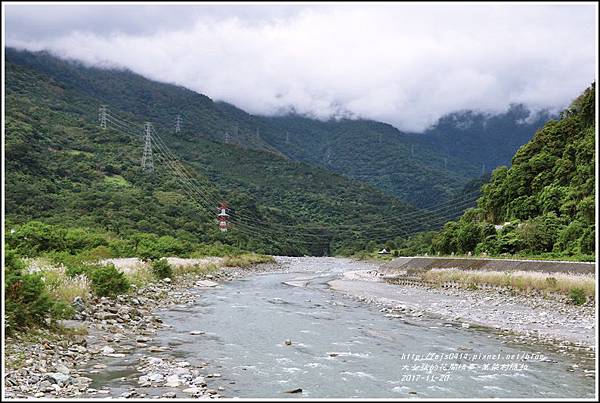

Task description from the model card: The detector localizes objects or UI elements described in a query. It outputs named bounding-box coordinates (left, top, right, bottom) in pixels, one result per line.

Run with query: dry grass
left=37, top=266, right=91, bottom=303
left=222, top=253, right=275, bottom=268
left=124, top=265, right=155, bottom=288
left=422, top=268, right=596, bottom=296
left=172, top=262, right=219, bottom=277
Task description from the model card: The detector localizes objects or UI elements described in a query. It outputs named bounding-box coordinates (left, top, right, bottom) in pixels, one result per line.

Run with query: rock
left=177, top=361, right=190, bottom=367
left=45, top=372, right=71, bottom=385
left=192, top=376, right=206, bottom=385
left=461, top=323, right=471, bottom=329
left=38, top=380, right=52, bottom=390
left=165, top=375, right=181, bottom=387
left=147, top=373, right=164, bottom=383
left=182, top=387, right=202, bottom=394
left=55, top=364, right=70, bottom=374
left=147, top=357, right=163, bottom=365
left=101, top=346, right=115, bottom=355
left=104, top=353, right=126, bottom=358
left=161, top=392, right=177, bottom=398
left=284, top=339, right=292, bottom=346
left=285, top=388, right=303, bottom=394
left=163, top=278, right=172, bottom=283
left=195, top=280, right=219, bottom=287
left=34, top=392, right=45, bottom=398
left=93, top=364, right=107, bottom=369
left=190, top=330, right=205, bottom=335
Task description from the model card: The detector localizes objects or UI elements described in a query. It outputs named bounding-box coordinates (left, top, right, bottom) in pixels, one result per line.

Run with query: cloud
left=5, top=3, right=597, bottom=132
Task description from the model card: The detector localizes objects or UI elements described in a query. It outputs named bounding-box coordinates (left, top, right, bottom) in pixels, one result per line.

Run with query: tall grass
left=36, top=265, right=91, bottom=303
left=422, top=268, right=595, bottom=296
left=172, top=262, right=219, bottom=277
left=124, top=265, right=155, bottom=288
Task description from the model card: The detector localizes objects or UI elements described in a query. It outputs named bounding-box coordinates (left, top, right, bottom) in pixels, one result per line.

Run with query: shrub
left=151, top=258, right=173, bottom=280
left=65, top=264, right=90, bottom=278
left=88, top=264, right=130, bottom=297
left=569, top=287, right=586, bottom=305
left=5, top=249, right=54, bottom=333
left=78, top=245, right=114, bottom=261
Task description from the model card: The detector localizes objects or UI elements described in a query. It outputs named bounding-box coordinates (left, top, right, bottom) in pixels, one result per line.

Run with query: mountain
left=5, top=48, right=548, bottom=210
left=429, top=84, right=595, bottom=259
left=5, top=48, right=448, bottom=256
left=412, top=105, right=551, bottom=173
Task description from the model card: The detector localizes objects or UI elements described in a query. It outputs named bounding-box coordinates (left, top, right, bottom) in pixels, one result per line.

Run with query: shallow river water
left=90, top=257, right=595, bottom=398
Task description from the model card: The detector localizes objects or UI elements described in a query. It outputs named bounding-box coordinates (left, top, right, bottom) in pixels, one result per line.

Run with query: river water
left=144, top=257, right=594, bottom=398
left=85, top=257, right=595, bottom=398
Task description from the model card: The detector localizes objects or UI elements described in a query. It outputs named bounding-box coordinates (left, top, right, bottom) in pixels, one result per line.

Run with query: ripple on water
left=340, top=371, right=376, bottom=380
left=392, top=386, right=411, bottom=393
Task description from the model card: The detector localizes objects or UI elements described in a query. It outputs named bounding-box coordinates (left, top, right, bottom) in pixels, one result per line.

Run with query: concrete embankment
left=379, top=256, right=596, bottom=276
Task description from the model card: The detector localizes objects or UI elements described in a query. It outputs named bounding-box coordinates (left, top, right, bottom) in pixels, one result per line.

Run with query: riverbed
left=132, top=257, right=595, bottom=398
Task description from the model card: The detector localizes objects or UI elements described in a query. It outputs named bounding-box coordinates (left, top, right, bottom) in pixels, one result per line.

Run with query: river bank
left=328, top=264, right=596, bottom=349
left=4, top=259, right=284, bottom=399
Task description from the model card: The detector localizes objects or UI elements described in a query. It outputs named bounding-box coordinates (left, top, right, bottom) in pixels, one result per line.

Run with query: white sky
left=4, top=2, right=598, bottom=131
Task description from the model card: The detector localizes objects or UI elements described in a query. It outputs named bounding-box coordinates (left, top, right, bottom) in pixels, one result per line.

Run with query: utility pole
left=411, top=144, right=415, bottom=158
left=175, top=115, right=182, bottom=133
left=99, top=105, right=107, bottom=129
left=141, top=122, right=154, bottom=173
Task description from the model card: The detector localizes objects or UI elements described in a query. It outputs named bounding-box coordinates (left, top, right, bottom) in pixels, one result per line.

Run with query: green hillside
left=5, top=48, right=546, bottom=210
left=428, top=84, right=596, bottom=260
left=5, top=49, right=447, bottom=256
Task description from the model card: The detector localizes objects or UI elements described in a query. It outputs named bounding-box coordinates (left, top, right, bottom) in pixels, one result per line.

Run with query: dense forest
left=5, top=48, right=547, bottom=209
left=412, top=84, right=596, bottom=261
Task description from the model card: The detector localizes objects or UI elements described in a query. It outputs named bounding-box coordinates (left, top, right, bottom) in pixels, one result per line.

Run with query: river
left=92, top=257, right=596, bottom=398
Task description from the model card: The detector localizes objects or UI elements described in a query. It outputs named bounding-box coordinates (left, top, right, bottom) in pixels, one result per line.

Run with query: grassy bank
left=421, top=268, right=595, bottom=301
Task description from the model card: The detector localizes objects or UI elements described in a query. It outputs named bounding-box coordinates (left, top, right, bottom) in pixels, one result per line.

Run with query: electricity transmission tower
left=141, top=122, right=154, bottom=173
left=286, top=131, right=290, bottom=144
left=99, top=105, right=107, bottom=129
left=175, top=115, right=182, bottom=133
left=224, top=131, right=231, bottom=144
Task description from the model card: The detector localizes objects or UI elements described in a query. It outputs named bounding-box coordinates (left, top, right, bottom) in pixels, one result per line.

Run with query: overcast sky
left=4, top=2, right=597, bottom=132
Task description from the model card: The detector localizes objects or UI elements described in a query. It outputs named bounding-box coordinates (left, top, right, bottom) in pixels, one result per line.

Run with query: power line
left=103, top=107, right=482, bottom=243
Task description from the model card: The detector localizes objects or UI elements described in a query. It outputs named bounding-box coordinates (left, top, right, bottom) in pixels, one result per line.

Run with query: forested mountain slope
left=430, top=84, right=596, bottom=260
left=6, top=50, right=439, bottom=255
left=6, top=48, right=547, bottom=209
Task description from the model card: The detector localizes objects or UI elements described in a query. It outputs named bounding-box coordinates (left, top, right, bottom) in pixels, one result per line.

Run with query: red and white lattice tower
left=217, top=202, right=230, bottom=232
